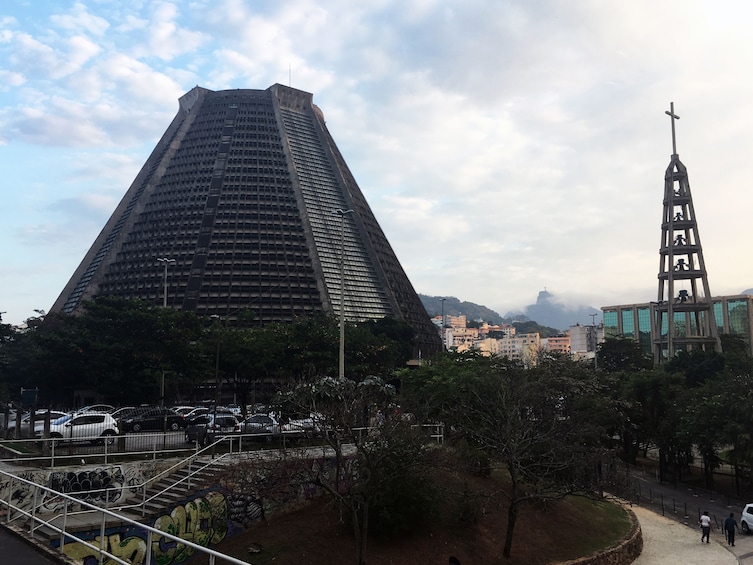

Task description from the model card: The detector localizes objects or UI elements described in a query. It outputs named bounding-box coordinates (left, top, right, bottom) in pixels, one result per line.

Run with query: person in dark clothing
left=724, top=512, right=738, bottom=546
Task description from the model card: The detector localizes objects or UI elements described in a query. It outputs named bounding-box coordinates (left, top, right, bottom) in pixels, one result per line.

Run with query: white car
left=37, top=412, right=119, bottom=445
left=741, top=504, right=753, bottom=533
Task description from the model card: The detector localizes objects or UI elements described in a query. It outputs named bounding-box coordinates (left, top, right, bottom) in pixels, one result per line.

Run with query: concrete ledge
left=558, top=505, right=643, bottom=565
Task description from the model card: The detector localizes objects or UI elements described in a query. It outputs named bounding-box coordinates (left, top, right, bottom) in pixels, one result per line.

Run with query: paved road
left=0, top=524, right=63, bottom=564
left=632, top=505, right=737, bottom=564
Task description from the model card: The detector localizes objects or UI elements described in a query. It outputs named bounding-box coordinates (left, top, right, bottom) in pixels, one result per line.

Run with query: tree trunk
left=352, top=502, right=368, bottom=565
left=502, top=500, right=519, bottom=558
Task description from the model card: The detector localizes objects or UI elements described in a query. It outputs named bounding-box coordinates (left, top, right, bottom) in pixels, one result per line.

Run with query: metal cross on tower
left=665, top=102, right=680, bottom=155
left=652, top=102, right=721, bottom=363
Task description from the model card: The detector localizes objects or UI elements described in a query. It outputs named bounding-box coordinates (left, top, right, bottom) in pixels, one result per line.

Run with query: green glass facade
left=603, top=310, right=619, bottom=338
left=601, top=296, right=753, bottom=358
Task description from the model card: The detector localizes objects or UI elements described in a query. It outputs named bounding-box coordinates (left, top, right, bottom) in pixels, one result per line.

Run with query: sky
left=2, top=0, right=753, bottom=326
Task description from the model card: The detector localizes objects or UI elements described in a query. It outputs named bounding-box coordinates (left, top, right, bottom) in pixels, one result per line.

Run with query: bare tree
left=273, top=376, right=438, bottom=565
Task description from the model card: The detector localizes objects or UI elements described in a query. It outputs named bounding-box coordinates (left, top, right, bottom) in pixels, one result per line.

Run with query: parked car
left=741, top=504, right=753, bottom=533
left=36, top=412, right=119, bottom=445
left=74, top=404, right=115, bottom=414
left=184, top=414, right=240, bottom=445
left=6, top=410, right=68, bottom=437
left=277, top=412, right=323, bottom=438
left=171, top=406, right=197, bottom=416
left=121, top=407, right=185, bottom=432
left=241, top=413, right=281, bottom=441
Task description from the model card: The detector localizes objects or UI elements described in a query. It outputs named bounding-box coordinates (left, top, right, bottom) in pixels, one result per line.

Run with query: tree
left=275, top=376, right=438, bottom=565
left=403, top=353, right=609, bottom=559
left=597, top=337, right=653, bottom=373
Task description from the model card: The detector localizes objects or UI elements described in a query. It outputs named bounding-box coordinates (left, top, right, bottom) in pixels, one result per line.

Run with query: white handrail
left=0, top=466, right=250, bottom=565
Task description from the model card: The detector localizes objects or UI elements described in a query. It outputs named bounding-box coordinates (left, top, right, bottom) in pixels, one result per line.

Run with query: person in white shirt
left=700, top=510, right=712, bottom=543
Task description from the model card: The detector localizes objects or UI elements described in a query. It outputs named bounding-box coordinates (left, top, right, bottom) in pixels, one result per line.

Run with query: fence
left=607, top=462, right=749, bottom=532
left=0, top=458, right=250, bottom=565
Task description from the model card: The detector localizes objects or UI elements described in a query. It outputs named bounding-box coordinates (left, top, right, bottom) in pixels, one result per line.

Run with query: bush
left=368, top=450, right=439, bottom=536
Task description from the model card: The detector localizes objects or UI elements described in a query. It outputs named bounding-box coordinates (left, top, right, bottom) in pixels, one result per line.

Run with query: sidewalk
left=632, top=505, right=737, bottom=564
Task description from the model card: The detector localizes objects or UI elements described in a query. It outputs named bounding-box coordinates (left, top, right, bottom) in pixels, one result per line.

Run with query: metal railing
left=0, top=423, right=446, bottom=563
left=0, top=465, right=250, bottom=565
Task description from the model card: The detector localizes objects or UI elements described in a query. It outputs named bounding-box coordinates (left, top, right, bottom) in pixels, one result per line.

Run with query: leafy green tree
left=665, top=348, right=725, bottom=388
left=597, top=337, right=653, bottom=373
left=403, top=353, right=609, bottom=559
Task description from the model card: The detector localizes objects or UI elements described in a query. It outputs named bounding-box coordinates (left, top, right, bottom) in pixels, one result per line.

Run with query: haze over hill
left=420, top=289, right=602, bottom=331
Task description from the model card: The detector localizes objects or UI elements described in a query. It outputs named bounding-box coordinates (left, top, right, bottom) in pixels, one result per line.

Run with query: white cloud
left=131, top=1, right=207, bottom=62
left=50, top=2, right=110, bottom=36
left=3, top=0, right=753, bottom=325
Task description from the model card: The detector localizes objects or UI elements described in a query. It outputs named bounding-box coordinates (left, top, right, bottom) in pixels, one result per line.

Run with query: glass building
left=603, top=295, right=753, bottom=357
left=51, top=85, right=441, bottom=355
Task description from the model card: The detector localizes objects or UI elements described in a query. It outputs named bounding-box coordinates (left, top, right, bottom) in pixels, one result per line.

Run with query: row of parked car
left=1, top=403, right=323, bottom=446
left=183, top=411, right=322, bottom=444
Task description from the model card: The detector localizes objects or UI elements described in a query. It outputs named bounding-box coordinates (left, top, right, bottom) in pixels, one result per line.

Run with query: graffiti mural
left=0, top=470, right=52, bottom=515
left=0, top=461, right=167, bottom=520
left=228, top=492, right=266, bottom=526
left=58, top=527, right=148, bottom=565
left=54, top=491, right=231, bottom=565
left=50, top=467, right=126, bottom=504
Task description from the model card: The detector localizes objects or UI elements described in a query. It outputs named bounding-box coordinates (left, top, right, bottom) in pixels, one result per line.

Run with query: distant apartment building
left=478, top=333, right=542, bottom=365
left=568, top=323, right=603, bottom=362
left=446, top=315, right=467, bottom=329
left=478, top=322, right=515, bottom=338
left=544, top=333, right=571, bottom=354
left=446, top=326, right=479, bottom=352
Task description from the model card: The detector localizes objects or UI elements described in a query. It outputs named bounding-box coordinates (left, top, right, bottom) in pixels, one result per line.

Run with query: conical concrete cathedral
left=51, top=85, right=441, bottom=355
left=652, top=103, right=721, bottom=362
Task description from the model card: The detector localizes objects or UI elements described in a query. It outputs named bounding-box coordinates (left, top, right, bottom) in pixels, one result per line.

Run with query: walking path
left=632, top=504, right=738, bottom=564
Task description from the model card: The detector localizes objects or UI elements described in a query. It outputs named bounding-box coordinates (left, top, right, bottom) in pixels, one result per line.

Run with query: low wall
left=558, top=505, right=642, bottom=565
left=0, top=461, right=170, bottom=513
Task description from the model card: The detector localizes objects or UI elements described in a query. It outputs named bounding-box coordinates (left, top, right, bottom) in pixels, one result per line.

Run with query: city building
left=445, top=326, right=479, bottom=352
left=568, top=323, right=603, bottom=360
left=602, top=295, right=753, bottom=356
left=51, top=85, right=441, bottom=355
left=544, top=333, right=571, bottom=355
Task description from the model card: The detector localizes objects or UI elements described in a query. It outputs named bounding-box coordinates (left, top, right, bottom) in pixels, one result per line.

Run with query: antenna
left=289, top=63, right=291, bottom=87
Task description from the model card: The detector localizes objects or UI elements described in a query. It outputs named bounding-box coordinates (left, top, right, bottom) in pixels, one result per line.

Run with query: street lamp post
left=440, top=298, right=446, bottom=351
left=589, top=313, right=598, bottom=369
left=334, top=209, right=354, bottom=379
left=210, top=315, right=221, bottom=457
left=157, top=257, right=176, bottom=308
left=156, top=258, right=176, bottom=411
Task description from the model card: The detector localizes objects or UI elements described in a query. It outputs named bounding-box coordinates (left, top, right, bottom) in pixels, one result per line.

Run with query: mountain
left=418, top=294, right=563, bottom=337
left=419, top=295, right=510, bottom=325
left=504, top=289, right=601, bottom=331
left=420, top=290, right=601, bottom=332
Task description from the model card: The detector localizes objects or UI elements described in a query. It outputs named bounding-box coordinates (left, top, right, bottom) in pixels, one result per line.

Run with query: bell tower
left=652, top=102, right=721, bottom=363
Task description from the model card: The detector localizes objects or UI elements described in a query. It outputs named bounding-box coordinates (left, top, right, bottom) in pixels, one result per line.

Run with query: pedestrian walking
left=724, top=512, right=738, bottom=546
left=700, top=510, right=711, bottom=543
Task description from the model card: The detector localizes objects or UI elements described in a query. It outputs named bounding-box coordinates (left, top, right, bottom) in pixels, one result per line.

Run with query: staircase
left=17, top=455, right=228, bottom=546
left=124, top=456, right=222, bottom=520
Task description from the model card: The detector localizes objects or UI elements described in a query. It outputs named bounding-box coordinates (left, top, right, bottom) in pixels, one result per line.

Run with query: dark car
left=121, top=407, right=184, bottom=432
left=184, top=414, right=240, bottom=445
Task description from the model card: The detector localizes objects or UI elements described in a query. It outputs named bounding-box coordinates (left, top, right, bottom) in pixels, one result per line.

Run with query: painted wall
left=2, top=455, right=339, bottom=565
